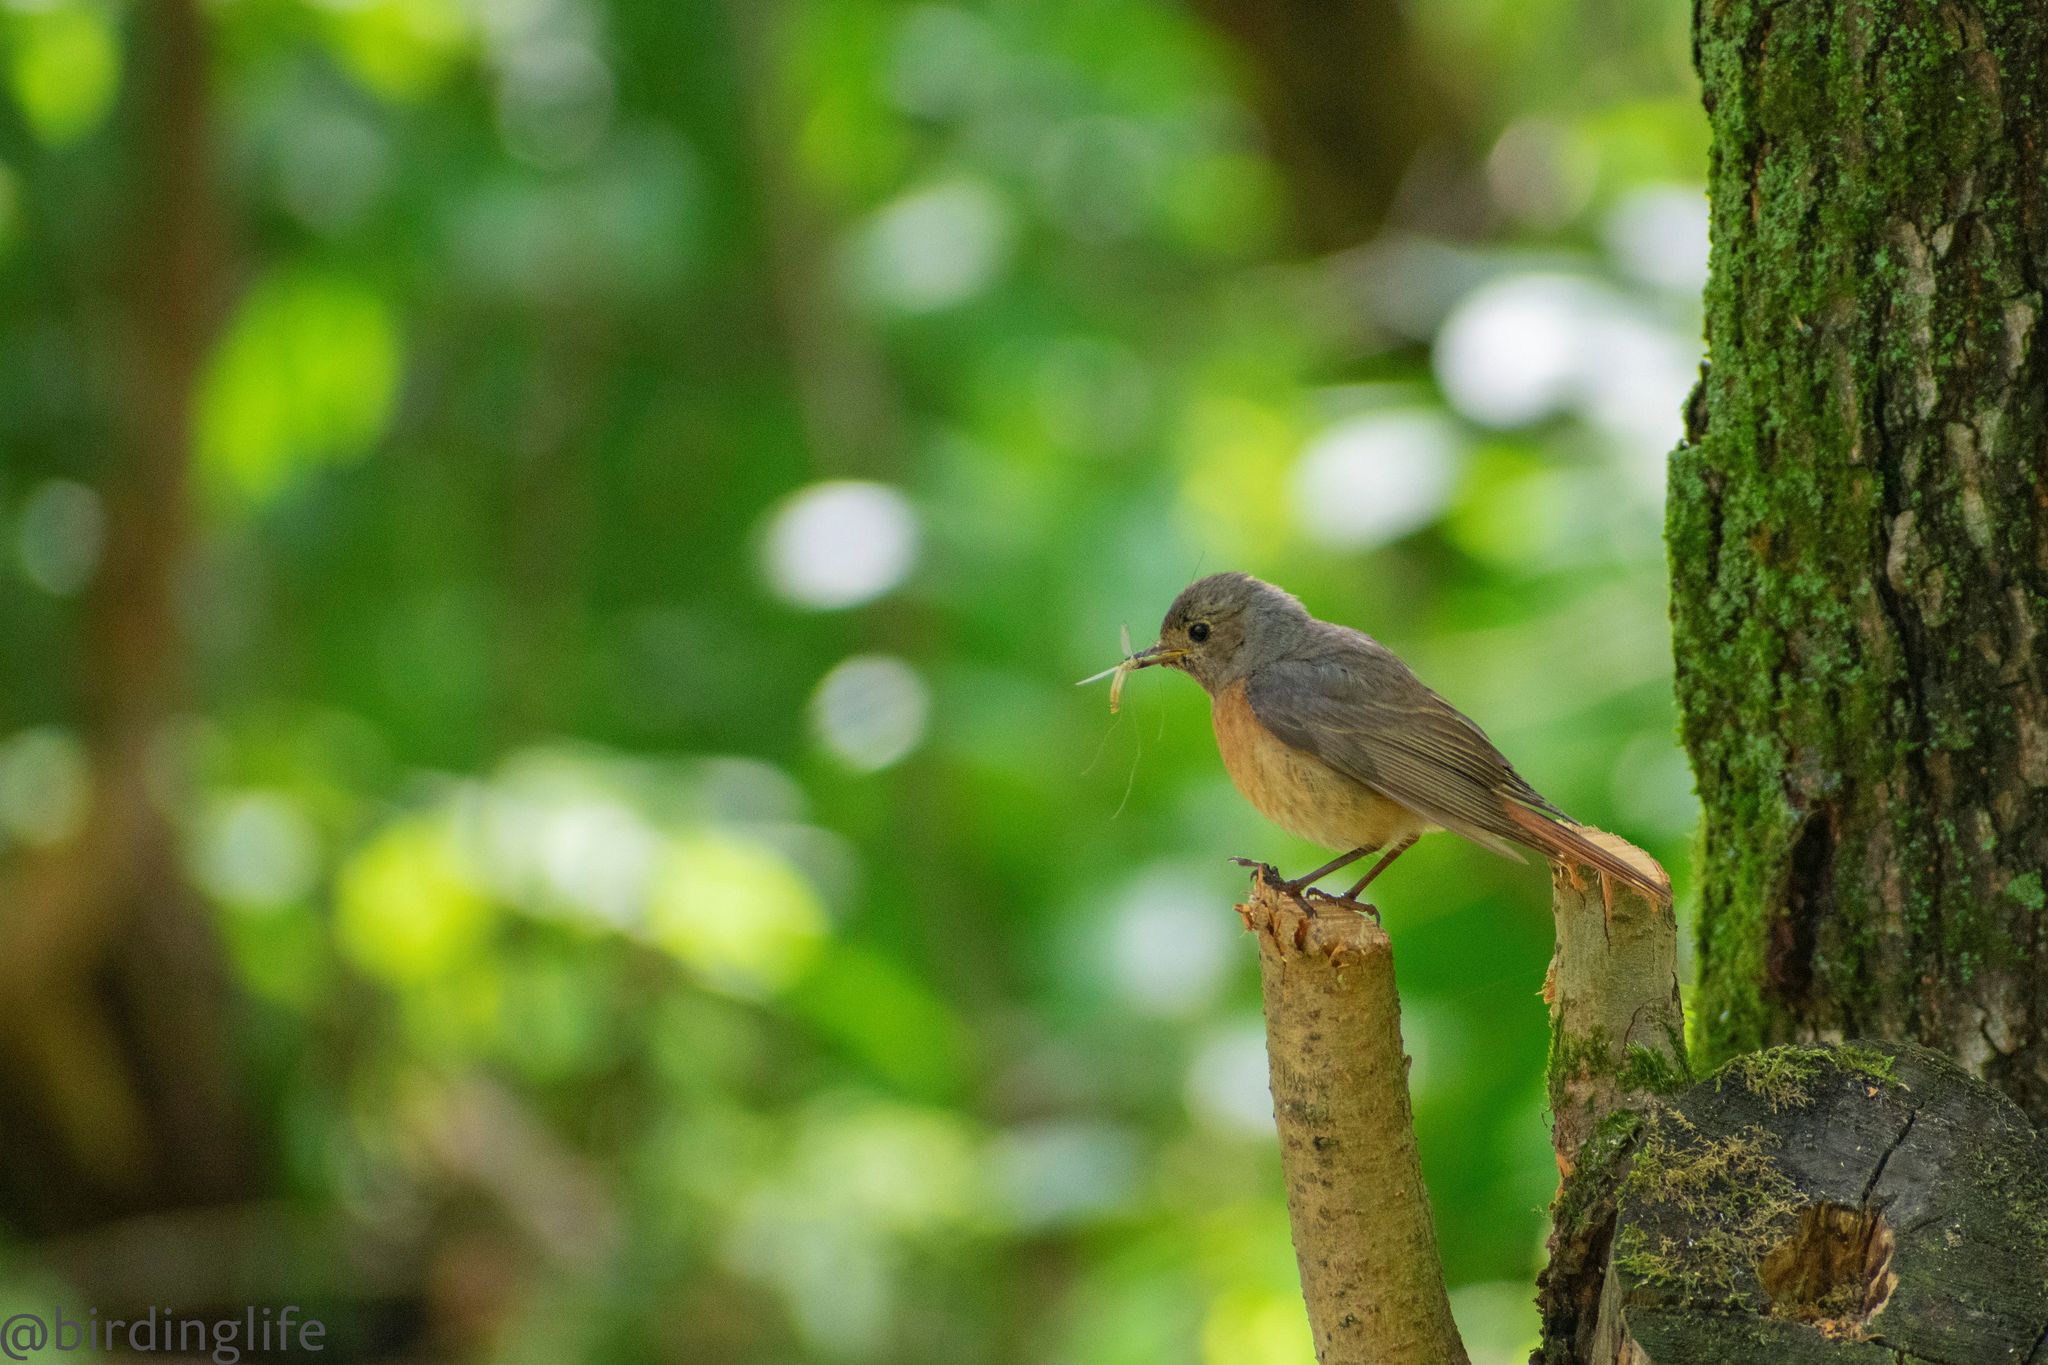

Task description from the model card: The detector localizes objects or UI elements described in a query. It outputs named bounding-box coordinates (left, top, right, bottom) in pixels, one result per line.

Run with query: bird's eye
left=1188, top=621, right=1211, bottom=643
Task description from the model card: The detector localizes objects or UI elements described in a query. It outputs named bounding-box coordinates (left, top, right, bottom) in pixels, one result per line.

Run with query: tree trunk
left=1537, top=836, right=1684, bottom=1365
left=1186, top=0, right=1476, bottom=249
left=0, top=0, right=256, bottom=1229
left=1673, top=0, right=2048, bottom=1119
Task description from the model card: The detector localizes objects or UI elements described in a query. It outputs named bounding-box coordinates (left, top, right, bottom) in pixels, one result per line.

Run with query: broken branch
left=1240, top=869, right=1469, bottom=1365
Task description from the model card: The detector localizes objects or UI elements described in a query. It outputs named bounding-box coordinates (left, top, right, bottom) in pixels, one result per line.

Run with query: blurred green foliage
left=0, top=0, right=1704, bottom=1361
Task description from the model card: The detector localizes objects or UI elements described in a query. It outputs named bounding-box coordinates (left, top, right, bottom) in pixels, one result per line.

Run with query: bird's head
left=1130, top=572, right=1311, bottom=693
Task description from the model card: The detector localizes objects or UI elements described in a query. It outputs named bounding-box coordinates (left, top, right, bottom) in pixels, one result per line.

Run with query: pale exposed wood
left=1545, top=832, right=1684, bottom=1170
left=1537, top=831, right=1682, bottom=1364
left=1240, top=868, right=1469, bottom=1365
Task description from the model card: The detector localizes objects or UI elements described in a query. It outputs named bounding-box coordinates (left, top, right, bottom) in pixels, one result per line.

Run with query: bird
left=1111, top=572, right=1669, bottom=909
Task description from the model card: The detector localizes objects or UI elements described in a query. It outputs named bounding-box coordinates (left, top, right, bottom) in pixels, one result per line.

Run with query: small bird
left=1110, top=572, right=1668, bottom=908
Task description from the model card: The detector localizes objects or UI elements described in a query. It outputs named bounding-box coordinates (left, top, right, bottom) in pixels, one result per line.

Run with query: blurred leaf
left=196, top=267, right=401, bottom=506
left=790, top=944, right=972, bottom=1097
left=335, top=815, right=492, bottom=984
left=316, top=0, right=469, bottom=103
left=4, top=2, right=118, bottom=147
left=648, top=833, right=828, bottom=998
left=1200, top=1286, right=1314, bottom=1365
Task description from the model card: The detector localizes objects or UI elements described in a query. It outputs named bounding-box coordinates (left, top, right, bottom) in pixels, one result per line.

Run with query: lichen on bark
left=1675, top=0, right=2048, bottom=1117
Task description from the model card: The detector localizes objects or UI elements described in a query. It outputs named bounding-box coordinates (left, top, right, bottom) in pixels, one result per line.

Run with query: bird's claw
left=1309, top=889, right=1381, bottom=922
left=1229, top=856, right=1305, bottom=893
left=1228, top=859, right=1343, bottom=925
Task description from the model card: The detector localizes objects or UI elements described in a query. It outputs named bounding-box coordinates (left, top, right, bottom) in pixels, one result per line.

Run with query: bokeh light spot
left=1604, top=184, right=1711, bottom=294
left=987, top=1120, right=1142, bottom=1230
left=1433, top=274, right=1596, bottom=428
left=336, top=817, right=493, bottom=984
left=886, top=6, right=1002, bottom=119
left=197, top=268, right=403, bottom=505
left=1434, top=271, right=1700, bottom=475
left=0, top=726, right=90, bottom=847
left=276, top=107, right=390, bottom=233
left=5, top=3, right=118, bottom=147
left=315, top=0, right=469, bottom=102
left=16, top=478, right=103, bottom=596
left=496, top=38, right=614, bottom=170
left=853, top=178, right=1011, bottom=313
left=1105, top=869, right=1234, bottom=1017
left=1290, top=408, right=1464, bottom=550
left=534, top=796, right=657, bottom=926
left=1202, top=1286, right=1314, bottom=1365
left=811, top=655, right=930, bottom=773
left=1486, top=118, right=1597, bottom=230
left=1185, top=1022, right=1274, bottom=1137
left=196, top=791, right=320, bottom=910
left=761, top=480, right=919, bottom=610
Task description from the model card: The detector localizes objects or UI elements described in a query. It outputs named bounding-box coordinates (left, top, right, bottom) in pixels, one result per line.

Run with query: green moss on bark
left=1620, top=1039, right=1693, bottom=1096
left=1612, top=1116, right=1803, bottom=1301
left=1710, top=1043, right=1899, bottom=1114
left=1678, top=0, right=2048, bottom=1119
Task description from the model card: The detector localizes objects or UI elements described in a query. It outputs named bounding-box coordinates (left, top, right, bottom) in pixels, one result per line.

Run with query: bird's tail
left=1502, top=803, right=1671, bottom=906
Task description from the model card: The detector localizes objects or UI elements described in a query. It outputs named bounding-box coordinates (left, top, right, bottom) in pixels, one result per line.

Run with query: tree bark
left=1600, top=1042, right=2048, bottom=1363
left=1674, top=0, right=2048, bottom=1118
left=1239, top=870, right=1468, bottom=1365
left=1543, top=834, right=1684, bottom=1171
left=0, top=0, right=253, bottom=1228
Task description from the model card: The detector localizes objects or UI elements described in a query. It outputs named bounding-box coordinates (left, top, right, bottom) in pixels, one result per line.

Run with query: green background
left=0, top=1, right=1705, bottom=1360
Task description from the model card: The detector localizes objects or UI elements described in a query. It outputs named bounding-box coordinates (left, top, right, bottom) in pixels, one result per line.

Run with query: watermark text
left=1, top=1306, right=325, bottom=1363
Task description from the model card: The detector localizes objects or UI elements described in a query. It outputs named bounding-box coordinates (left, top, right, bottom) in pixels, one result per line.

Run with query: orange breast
left=1212, top=680, right=1424, bottom=852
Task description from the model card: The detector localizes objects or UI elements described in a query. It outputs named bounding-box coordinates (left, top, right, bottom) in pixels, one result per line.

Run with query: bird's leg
left=1276, top=847, right=1373, bottom=895
left=1230, top=847, right=1370, bottom=917
left=1228, top=847, right=1359, bottom=900
left=1323, top=834, right=1419, bottom=916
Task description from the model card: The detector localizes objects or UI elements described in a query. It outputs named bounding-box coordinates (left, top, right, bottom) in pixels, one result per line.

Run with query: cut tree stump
left=1599, top=1042, right=2048, bottom=1364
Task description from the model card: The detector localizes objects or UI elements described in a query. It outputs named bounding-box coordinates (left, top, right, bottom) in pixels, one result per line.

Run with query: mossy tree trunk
left=1674, top=0, right=2048, bottom=1118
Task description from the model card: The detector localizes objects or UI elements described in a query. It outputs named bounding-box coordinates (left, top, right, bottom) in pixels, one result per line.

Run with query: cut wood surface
left=1604, top=1043, right=2048, bottom=1363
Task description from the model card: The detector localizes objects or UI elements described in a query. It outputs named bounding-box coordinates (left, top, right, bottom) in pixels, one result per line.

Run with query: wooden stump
left=1600, top=1042, right=2048, bottom=1363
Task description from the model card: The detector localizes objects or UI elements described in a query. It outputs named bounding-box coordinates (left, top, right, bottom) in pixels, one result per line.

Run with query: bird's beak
left=1127, top=642, right=1186, bottom=669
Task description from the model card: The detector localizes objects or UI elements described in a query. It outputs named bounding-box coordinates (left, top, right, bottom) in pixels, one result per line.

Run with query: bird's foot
left=1307, top=888, right=1381, bottom=922
left=1229, top=857, right=1319, bottom=915
left=1228, top=859, right=1343, bottom=925
left=1229, top=855, right=1319, bottom=895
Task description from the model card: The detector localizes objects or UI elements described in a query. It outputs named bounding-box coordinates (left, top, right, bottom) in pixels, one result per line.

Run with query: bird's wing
left=1245, top=643, right=1564, bottom=864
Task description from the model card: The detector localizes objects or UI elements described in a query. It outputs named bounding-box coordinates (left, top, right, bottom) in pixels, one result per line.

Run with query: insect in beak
left=1076, top=626, right=1185, bottom=713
